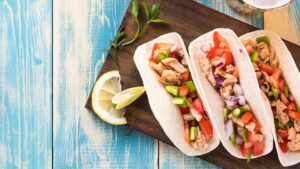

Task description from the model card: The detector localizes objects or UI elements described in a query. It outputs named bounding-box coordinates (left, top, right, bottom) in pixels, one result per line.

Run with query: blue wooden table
left=1, top=0, right=299, bottom=168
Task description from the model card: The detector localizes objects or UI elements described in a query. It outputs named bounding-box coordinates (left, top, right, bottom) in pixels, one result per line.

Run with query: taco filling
left=200, top=32, right=266, bottom=159
left=242, top=36, right=300, bottom=153
left=149, top=43, right=213, bottom=150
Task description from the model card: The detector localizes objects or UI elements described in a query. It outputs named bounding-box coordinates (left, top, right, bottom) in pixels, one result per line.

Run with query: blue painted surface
left=2, top=0, right=299, bottom=169
left=0, top=0, right=53, bottom=168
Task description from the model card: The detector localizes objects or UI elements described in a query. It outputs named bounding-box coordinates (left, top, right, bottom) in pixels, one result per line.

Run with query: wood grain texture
left=53, top=0, right=158, bottom=168
left=85, top=0, right=300, bottom=168
left=0, top=0, right=52, bottom=168
left=264, top=0, right=300, bottom=45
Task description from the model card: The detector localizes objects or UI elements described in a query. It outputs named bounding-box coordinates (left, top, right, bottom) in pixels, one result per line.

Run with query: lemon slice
left=112, top=87, right=145, bottom=110
left=91, top=70, right=126, bottom=125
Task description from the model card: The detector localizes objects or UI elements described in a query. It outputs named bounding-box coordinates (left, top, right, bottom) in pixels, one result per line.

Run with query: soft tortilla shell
left=188, top=28, right=273, bottom=159
left=133, top=32, right=220, bottom=156
left=240, top=30, right=300, bottom=166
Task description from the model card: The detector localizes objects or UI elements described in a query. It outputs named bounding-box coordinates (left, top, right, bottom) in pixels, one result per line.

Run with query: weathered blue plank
left=53, top=0, right=157, bottom=168
left=0, top=0, right=53, bottom=168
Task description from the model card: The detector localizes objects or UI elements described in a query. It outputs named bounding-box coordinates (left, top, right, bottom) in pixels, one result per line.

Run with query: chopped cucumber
left=190, top=126, right=198, bottom=141
left=256, top=36, right=270, bottom=45
left=232, top=108, right=242, bottom=118
left=165, top=86, right=179, bottom=96
left=223, top=108, right=230, bottom=121
left=250, top=51, right=258, bottom=62
left=242, top=128, right=248, bottom=143
left=284, top=85, right=289, bottom=98
left=183, top=81, right=196, bottom=93
left=240, top=104, right=250, bottom=113
left=272, top=87, right=279, bottom=100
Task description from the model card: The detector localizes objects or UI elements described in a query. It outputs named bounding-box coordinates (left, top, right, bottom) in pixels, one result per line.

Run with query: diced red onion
left=233, top=84, right=244, bottom=96
left=225, top=119, right=234, bottom=138
left=236, top=126, right=243, bottom=137
left=236, top=135, right=243, bottom=145
left=225, top=95, right=239, bottom=107
left=238, top=96, right=246, bottom=105
left=289, top=95, right=294, bottom=102
left=239, top=48, right=243, bottom=53
left=215, top=76, right=224, bottom=85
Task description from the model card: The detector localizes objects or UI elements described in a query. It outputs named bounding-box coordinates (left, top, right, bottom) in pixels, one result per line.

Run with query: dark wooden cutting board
left=85, top=0, right=300, bottom=168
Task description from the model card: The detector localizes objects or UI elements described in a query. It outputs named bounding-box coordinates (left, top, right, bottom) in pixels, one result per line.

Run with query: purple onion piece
left=238, top=96, right=246, bottom=105
left=215, top=76, right=224, bottom=85
left=225, top=119, right=234, bottom=138
left=236, top=126, right=243, bottom=137
left=236, top=135, right=243, bottom=145
left=234, top=84, right=244, bottom=96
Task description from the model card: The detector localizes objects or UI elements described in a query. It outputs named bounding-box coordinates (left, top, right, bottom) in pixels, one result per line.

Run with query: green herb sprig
left=105, top=0, right=166, bottom=69
left=104, top=27, right=127, bottom=69
left=123, top=0, right=166, bottom=46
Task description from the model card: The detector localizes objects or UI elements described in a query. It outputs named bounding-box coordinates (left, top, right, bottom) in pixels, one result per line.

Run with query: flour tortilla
left=240, top=30, right=300, bottom=166
left=188, top=28, right=273, bottom=159
left=133, top=32, right=220, bottom=156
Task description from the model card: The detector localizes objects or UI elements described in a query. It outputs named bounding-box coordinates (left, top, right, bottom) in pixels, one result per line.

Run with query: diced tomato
left=241, top=112, right=253, bottom=124
left=241, top=144, right=251, bottom=157
left=277, top=130, right=289, bottom=139
left=247, top=133, right=263, bottom=143
left=232, top=67, right=239, bottom=78
left=188, top=92, right=197, bottom=99
left=288, top=111, right=300, bottom=119
left=180, top=107, right=189, bottom=114
left=271, top=68, right=282, bottom=80
left=259, top=62, right=274, bottom=75
left=213, top=31, right=228, bottom=47
left=250, top=117, right=261, bottom=132
left=170, top=51, right=179, bottom=60
left=180, top=71, right=190, bottom=82
left=179, top=86, right=189, bottom=96
left=199, top=118, right=213, bottom=139
left=213, top=31, right=221, bottom=47
left=288, top=102, right=296, bottom=111
left=192, top=98, right=205, bottom=114
left=244, top=142, right=253, bottom=149
left=207, top=46, right=218, bottom=60
left=222, top=51, right=232, bottom=66
left=149, top=57, right=158, bottom=64
left=184, top=123, right=190, bottom=143
left=252, top=141, right=265, bottom=156
left=152, top=43, right=159, bottom=54
left=279, top=141, right=289, bottom=153
left=278, top=79, right=285, bottom=93
left=280, top=93, right=289, bottom=106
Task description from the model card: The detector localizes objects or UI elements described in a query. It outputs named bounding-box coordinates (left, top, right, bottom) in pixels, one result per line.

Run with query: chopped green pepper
left=256, top=36, right=270, bottom=45
left=165, top=86, right=179, bottom=96
left=157, top=53, right=167, bottom=62
left=284, top=85, right=289, bottom=98
left=296, top=104, right=300, bottom=112
left=172, top=97, right=189, bottom=108
left=247, top=150, right=252, bottom=163
left=287, top=120, right=294, bottom=128
left=272, top=87, right=279, bottom=100
left=183, top=81, right=196, bottom=93
left=240, top=104, right=250, bottom=113
left=190, top=119, right=198, bottom=127
left=250, top=51, right=259, bottom=62
left=223, top=108, right=230, bottom=121
left=190, top=126, right=198, bottom=141
left=275, top=118, right=285, bottom=130
left=229, top=132, right=237, bottom=146
left=242, top=128, right=248, bottom=143
left=232, top=108, right=242, bottom=118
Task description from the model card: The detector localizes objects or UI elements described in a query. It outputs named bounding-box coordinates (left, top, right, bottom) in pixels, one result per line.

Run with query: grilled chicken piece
left=223, top=76, right=238, bottom=87
left=200, top=59, right=216, bottom=86
left=294, top=119, right=300, bottom=132
left=257, top=42, right=270, bottom=61
left=159, top=70, right=180, bottom=85
left=149, top=62, right=167, bottom=75
left=220, top=85, right=233, bottom=99
left=270, top=47, right=279, bottom=67
left=245, top=122, right=256, bottom=133
left=182, top=113, right=195, bottom=121
left=177, top=48, right=185, bottom=58
left=210, top=56, right=225, bottom=67
left=191, top=130, right=208, bottom=150
left=274, top=100, right=289, bottom=125
left=242, top=39, right=254, bottom=54
left=288, top=127, right=300, bottom=151
left=161, top=58, right=186, bottom=74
